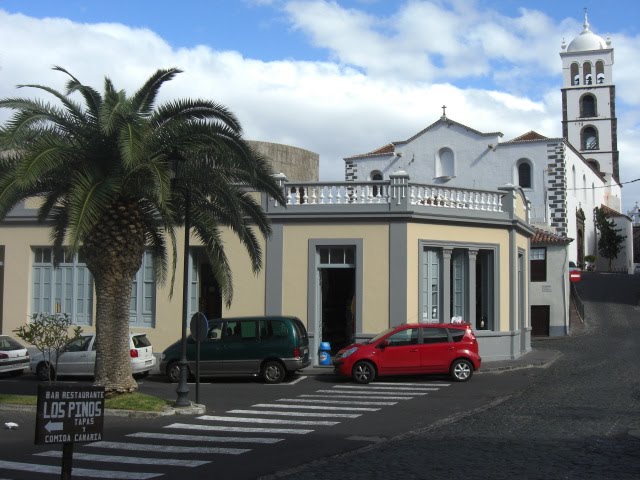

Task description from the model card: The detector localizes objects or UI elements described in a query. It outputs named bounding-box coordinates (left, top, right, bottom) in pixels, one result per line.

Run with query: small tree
left=14, top=313, right=82, bottom=383
left=594, top=207, right=626, bottom=271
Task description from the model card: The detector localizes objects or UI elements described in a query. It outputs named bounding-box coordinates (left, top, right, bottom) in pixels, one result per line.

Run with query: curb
left=0, top=402, right=206, bottom=418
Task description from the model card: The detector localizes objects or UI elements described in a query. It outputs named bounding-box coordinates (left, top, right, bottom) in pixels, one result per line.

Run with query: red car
left=333, top=323, right=481, bottom=384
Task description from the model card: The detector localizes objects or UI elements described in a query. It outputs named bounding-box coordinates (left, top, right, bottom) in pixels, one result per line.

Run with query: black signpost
left=190, top=312, right=208, bottom=404
left=35, top=384, right=105, bottom=480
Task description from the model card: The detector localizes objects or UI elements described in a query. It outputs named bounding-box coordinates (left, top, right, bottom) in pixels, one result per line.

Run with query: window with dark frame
left=530, top=247, right=547, bottom=282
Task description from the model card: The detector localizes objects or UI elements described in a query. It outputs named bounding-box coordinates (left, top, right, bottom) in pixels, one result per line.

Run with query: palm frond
left=131, top=68, right=182, bottom=115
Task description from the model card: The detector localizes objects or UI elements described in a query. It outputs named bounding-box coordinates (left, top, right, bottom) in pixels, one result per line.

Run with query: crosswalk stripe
left=277, top=398, right=397, bottom=406
left=228, top=409, right=361, bottom=419
left=333, top=385, right=439, bottom=391
left=299, top=394, right=415, bottom=401
left=0, top=460, right=161, bottom=479
left=252, top=403, right=380, bottom=412
left=128, top=432, right=284, bottom=444
left=36, top=450, right=208, bottom=467
left=315, top=389, right=425, bottom=396
left=86, top=441, right=249, bottom=455
left=197, top=415, right=339, bottom=426
left=165, top=422, right=313, bottom=434
left=372, top=381, right=451, bottom=386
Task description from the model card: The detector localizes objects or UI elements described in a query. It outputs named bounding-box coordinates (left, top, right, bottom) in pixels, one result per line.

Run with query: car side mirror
left=378, top=340, right=389, bottom=349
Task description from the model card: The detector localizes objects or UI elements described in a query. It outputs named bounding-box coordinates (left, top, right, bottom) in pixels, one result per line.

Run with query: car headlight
left=341, top=347, right=359, bottom=358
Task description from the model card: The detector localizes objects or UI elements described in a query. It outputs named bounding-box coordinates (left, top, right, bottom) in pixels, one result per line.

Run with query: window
left=583, top=62, right=592, bottom=85
left=587, top=159, right=600, bottom=173
left=580, top=94, right=596, bottom=118
left=451, top=250, right=467, bottom=318
left=596, top=61, right=605, bottom=84
left=259, top=319, right=286, bottom=339
left=530, top=248, right=547, bottom=282
left=422, top=249, right=440, bottom=322
left=421, top=246, right=495, bottom=328
left=130, top=250, right=155, bottom=327
left=571, top=63, right=580, bottom=85
left=386, top=328, right=418, bottom=346
left=225, top=320, right=257, bottom=341
left=32, top=248, right=93, bottom=325
left=370, top=171, right=383, bottom=198
left=582, top=126, right=598, bottom=150
left=319, top=247, right=354, bottom=266
left=517, top=161, right=532, bottom=189
left=422, top=327, right=449, bottom=344
left=435, top=147, right=455, bottom=179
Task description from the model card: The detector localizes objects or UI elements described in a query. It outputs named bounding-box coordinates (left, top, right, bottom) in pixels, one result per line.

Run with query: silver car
left=30, top=333, right=155, bottom=380
left=0, top=335, right=30, bottom=376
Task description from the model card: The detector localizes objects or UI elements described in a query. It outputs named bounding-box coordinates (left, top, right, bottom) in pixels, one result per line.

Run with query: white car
left=30, top=333, right=155, bottom=380
left=0, top=335, right=30, bottom=376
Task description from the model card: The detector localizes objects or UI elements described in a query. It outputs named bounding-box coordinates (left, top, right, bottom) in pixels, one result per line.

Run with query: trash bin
left=318, top=341, right=332, bottom=365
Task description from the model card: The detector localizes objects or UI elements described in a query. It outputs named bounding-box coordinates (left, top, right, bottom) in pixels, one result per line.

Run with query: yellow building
left=0, top=172, right=533, bottom=366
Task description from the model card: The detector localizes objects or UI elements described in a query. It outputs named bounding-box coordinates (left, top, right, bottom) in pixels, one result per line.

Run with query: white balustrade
left=278, top=182, right=503, bottom=212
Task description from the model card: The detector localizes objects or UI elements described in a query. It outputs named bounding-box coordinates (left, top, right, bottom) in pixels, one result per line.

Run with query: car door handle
left=409, top=349, right=419, bottom=352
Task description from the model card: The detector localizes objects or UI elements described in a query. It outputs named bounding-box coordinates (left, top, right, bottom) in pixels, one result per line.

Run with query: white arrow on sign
left=45, top=421, right=63, bottom=432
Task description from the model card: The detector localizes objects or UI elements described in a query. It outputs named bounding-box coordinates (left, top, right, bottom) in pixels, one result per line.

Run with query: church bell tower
left=560, top=10, right=619, bottom=183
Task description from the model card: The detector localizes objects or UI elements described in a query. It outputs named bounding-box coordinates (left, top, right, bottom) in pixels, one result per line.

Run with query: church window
left=435, top=147, right=455, bottom=179
left=596, top=61, right=605, bottom=84
left=587, top=159, right=600, bottom=173
left=571, top=63, right=580, bottom=85
left=370, top=171, right=383, bottom=198
left=580, top=94, right=597, bottom=117
left=583, top=62, right=592, bottom=85
left=516, top=160, right=532, bottom=189
left=581, top=127, right=599, bottom=150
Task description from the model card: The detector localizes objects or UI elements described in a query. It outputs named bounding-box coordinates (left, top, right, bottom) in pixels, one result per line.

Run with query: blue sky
left=0, top=0, right=639, bottom=211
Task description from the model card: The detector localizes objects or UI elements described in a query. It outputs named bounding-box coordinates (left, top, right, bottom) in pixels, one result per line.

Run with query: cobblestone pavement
left=264, top=273, right=640, bottom=480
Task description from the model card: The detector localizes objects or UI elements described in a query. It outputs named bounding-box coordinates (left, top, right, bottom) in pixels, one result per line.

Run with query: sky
left=0, top=0, right=639, bottom=212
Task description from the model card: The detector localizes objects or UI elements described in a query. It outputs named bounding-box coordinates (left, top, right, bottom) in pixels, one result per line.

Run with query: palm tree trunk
left=93, top=272, right=138, bottom=393
left=83, top=199, right=146, bottom=394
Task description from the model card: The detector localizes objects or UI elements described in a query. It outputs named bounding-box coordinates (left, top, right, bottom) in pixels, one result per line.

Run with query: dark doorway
left=531, top=305, right=550, bottom=336
left=320, top=268, right=355, bottom=354
left=199, top=263, right=222, bottom=321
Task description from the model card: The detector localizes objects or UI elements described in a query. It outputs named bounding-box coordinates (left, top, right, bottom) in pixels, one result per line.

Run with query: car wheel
left=450, top=359, right=473, bottom=382
left=36, top=362, right=54, bottom=381
left=352, top=361, right=375, bottom=384
left=261, top=360, right=286, bottom=384
left=167, top=361, right=187, bottom=383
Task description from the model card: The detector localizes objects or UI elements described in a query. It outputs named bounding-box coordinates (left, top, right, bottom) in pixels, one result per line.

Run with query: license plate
left=145, top=360, right=152, bottom=365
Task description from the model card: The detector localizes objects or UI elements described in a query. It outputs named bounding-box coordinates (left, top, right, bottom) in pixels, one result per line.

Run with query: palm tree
left=0, top=67, right=285, bottom=394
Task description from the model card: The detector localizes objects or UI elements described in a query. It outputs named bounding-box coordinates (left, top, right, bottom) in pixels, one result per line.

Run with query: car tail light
left=293, top=347, right=301, bottom=358
left=466, top=329, right=477, bottom=340
left=0, top=353, right=7, bottom=359
left=129, top=349, right=139, bottom=358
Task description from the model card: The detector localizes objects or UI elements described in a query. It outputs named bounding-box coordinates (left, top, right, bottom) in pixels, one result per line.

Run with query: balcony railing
left=273, top=173, right=505, bottom=214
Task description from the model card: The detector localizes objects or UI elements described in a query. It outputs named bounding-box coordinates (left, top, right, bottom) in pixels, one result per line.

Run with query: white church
left=342, top=12, right=634, bottom=335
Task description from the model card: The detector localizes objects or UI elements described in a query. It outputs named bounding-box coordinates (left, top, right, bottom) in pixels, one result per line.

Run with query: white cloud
left=0, top=5, right=638, bottom=212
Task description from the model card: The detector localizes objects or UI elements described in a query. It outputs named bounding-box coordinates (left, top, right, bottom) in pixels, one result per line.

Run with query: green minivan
left=160, top=316, right=311, bottom=384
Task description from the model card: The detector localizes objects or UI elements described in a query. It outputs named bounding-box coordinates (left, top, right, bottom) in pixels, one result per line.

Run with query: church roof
left=598, top=204, right=630, bottom=220
left=564, top=11, right=610, bottom=52
left=344, top=116, right=503, bottom=160
left=506, top=131, right=548, bottom=142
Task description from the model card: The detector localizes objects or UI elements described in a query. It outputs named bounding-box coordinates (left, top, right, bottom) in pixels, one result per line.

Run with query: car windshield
left=366, top=327, right=396, bottom=344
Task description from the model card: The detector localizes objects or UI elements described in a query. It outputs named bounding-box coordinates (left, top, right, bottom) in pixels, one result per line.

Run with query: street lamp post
left=173, top=153, right=191, bottom=407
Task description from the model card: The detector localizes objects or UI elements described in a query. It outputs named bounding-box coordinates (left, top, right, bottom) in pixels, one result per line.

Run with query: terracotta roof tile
left=531, top=227, right=572, bottom=245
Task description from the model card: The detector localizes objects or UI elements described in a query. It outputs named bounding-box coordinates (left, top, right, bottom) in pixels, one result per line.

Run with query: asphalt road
left=0, top=271, right=638, bottom=479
